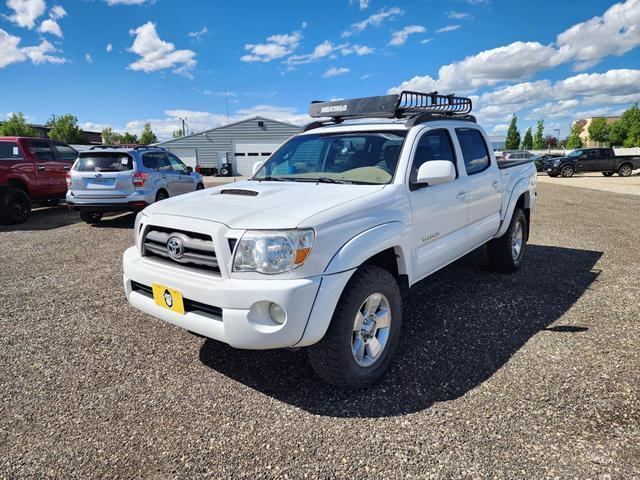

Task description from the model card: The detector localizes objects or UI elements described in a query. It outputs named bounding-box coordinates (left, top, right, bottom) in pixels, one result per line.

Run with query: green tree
left=0, top=112, right=37, bottom=136
left=543, top=135, right=558, bottom=148
left=504, top=114, right=520, bottom=150
left=120, top=132, right=139, bottom=144
left=624, top=122, right=640, bottom=148
left=522, top=127, right=533, bottom=150
left=608, top=104, right=640, bottom=147
left=101, top=127, right=122, bottom=146
left=47, top=114, right=87, bottom=144
left=566, top=122, right=583, bottom=149
left=172, top=128, right=184, bottom=139
left=609, top=120, right=626, bottom=146
left=587, top=118, right=610, bottom=146
left=532, top=120, right=545, bottom=149
left=139, top=122, right=158, bottom=145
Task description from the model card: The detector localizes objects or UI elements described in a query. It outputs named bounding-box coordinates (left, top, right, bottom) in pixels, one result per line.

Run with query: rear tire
left=155, top=189, right=169, bottom=202
left=487, top=208, right=527, bottom=273
left=602, top=171, right=614, bottom=177
left=196, top=183, right=204, bottom=191
left=0, top=188, right=31, bottom=225
left=80, top=211, right=103, bottom=224
left=560, top=165, right=575, bottom=177
left=307, top=265, right=402, bottom=389
left=618, top=164, right=633, bottom=177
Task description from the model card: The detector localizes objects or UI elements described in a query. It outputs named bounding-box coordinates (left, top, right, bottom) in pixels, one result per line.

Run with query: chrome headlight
left=134, top=211, right=147, bottom=244
left=553, top=159, right=561, bottom=165
left=233, top=229, right=314, bottom=274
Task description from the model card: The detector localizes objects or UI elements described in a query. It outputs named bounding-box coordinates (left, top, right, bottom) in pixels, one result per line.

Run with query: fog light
left=269, top=303, right=286, bottom=324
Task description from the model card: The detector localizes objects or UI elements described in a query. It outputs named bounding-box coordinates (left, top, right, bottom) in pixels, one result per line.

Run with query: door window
left=53, top=143, right=78, bottom=161
left=599, top=149, right=612, bottom=158
left=143, top=152, right=172, bottom=172
left=455, top=128, right=491, bottom=175
left=410, top=129, right=457, bottom=184
left=29, top=140, right=55, bottom=161
left=0, top=141, right=24, bottom=160
left=167, top=153, right=188, bottom=173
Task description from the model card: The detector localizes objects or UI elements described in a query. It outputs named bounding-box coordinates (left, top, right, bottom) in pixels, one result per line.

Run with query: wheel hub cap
left=351, top=293, right=391, bottom=367
left=512, top=221, right=524, bottom=261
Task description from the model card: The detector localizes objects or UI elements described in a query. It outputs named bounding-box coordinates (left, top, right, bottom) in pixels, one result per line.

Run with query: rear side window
left=142, top=152, right=172, bottom=172
left=0, top=141, right=24, bottom=160
left=53, top=143, right=77, bottom=161
left=455, top=128, right=491, bottom=175
left=76, top=153, right=133, bottom=172
left=29, top=140, right=55, bottom=161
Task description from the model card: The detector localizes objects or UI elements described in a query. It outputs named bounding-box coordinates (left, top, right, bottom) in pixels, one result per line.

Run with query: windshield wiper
left=253, top=176, right=288, bottom=182
left=294, top=177, right=351, bottom=184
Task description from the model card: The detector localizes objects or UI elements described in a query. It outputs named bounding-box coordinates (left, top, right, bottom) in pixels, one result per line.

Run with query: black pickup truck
left=543, top=148, right=640, bottom=177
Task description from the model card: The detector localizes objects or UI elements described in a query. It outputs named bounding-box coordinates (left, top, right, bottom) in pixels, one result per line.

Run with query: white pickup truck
left=123, top=92, right=537, bottom=388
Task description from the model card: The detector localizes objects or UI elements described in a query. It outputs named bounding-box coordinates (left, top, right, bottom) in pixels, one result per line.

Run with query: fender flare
left=324, top=221, right=409, bottom=276
left=495, top=179, right=531, bottom=238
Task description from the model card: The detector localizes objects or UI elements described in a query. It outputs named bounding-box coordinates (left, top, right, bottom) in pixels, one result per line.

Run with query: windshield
left=567, top=149, right=583, bottom=157
left=76, top=153, right=133, bottom=172
left=252, top=131, right=406, bottom=185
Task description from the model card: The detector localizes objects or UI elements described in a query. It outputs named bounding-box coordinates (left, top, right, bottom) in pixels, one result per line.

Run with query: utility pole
left=180, top=117, right=187, bottom=137
left=554, top=128, right=561, bottom=149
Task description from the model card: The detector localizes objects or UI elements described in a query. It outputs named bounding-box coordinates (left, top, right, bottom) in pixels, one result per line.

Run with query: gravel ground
left=1, top=182, right=639, bottom=479
left=537, top=171, right=640, bottom=196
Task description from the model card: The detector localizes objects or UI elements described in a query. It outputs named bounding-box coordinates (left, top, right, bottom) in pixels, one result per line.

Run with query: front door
left=167, top=153, right=196, bottom=194
left=408, top=128, right=470, bottom=280
left=29, top=140, right=65, bottom=196
left=576, top=149, right=599, bottom=172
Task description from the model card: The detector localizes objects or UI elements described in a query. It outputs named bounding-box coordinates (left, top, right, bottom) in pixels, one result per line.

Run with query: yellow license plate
left=152, top=283, right=185, bottom=315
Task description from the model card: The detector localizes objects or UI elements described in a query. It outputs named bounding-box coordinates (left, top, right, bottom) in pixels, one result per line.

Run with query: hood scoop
left=219, top=189, right=259, bottom=197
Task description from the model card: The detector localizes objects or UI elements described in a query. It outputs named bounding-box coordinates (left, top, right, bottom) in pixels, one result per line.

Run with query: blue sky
left=1, top=0, right=639, bottom=139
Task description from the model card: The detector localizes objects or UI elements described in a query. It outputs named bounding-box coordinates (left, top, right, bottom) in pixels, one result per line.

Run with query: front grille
left=130, top=281, right=223, bottom=318
left=142, top=225, right=220, bottom=274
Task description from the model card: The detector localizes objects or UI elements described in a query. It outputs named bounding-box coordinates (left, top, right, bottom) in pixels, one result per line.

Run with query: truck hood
left=143, top=180, right=386, bottom=229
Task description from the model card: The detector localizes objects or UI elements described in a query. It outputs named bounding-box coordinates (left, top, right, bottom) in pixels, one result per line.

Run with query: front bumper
left=122, top=247, right=354, bottom=349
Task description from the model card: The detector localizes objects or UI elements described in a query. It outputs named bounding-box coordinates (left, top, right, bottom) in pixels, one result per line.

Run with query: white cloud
left=389, top=25, right=426, bottom=46
left=342, top=7, right=403, bottom=37
left=447, top=11, right=471, bottom=20
left=528, top=99, right=581, bottom=120
left=491, top=124, right=509, bottom=134
left=420, top=38, right=433, bottom=45
left=437, top=24, right=461, bottom=33
left=322, top=66, right=350, bottom=78
left=128, top=22, right=197, bottom=77
left=38, top=19, right=63, bottom=37
left=350, top=0, right=369, bottom=9
left=554, top=69, right=640, bottom=99
left=0, top=29, right=67, bottom=67
left=241, top=30, right=301, bottom=62
left=49, top=5, right=66, bottom=19
left=286, top=40, right=335, bottom=65
left=344, top=44, right=375, bottom=55
left=188, top=27, right=208, bottom=42
left=84, top=53, right=92, bottom=63
left=5, top=0, right=46, bottom=29
left=555, top=0, right=640, bottom=70
left=106, top=43, right=113, bottom=52
left=106, top=0, right=146, bottom=4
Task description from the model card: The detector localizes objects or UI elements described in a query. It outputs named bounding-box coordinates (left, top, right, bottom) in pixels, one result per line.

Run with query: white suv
left=123, top=92, right=537, bottom=388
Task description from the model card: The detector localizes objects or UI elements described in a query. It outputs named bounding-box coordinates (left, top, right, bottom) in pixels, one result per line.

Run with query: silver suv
left=66, top=146, right=204, bottom=223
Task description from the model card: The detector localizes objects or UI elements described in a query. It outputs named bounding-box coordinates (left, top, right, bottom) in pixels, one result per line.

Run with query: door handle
left=456, top=191, right=468, bottom=201
left=37, top=165, right=46, bottom=171
left=491, top=180, right=500, bottom=189
left=63, top=165, right=70, bottom=171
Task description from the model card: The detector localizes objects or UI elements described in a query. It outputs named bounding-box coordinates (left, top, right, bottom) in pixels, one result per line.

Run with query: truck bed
left=497, top=158, right=534, bottom=169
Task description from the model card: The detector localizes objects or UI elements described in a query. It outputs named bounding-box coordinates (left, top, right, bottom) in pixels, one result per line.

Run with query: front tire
left=307, top=265, right=402, bottom=388
left=0, top=188, right=32, bottom=225
left=80, top=211, right=103, bottom=224
left=487, top=208, right=527, bottom=273
left=560, top=165, right=575, bottom=177
left=618, top=164, right=633, bottom=177
left=196, top=183, right=204, bottom=191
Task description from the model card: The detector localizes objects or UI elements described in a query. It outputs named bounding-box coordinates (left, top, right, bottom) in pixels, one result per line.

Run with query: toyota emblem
left=166, top=236, right=184, bottom=259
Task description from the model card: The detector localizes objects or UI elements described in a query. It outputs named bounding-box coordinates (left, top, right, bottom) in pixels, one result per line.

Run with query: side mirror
left=415, top=160, right=456, bottom=186
left=252, top=161, right=262, bottom=175
left=186, top=166, right=193, bottom=173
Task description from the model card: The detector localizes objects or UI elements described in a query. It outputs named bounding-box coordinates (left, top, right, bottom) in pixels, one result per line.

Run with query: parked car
left=530, top=153, right=560, bottom=172
left=0, top=136, right=77, bottom=224
left=122, top=92, right=537, bottom=388
left=543, top=148, right=640, bottom=177
left=502, top=150, right=536, bottom=161
left=66, top=146, right=204, bottom=224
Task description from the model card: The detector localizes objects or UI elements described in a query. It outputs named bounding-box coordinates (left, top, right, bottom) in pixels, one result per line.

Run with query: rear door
left=69, top=152, right=135, bottom=200
left=597, top=148, right=615, bottom=171
left=408, top=128, right=470, bottom=279
left=455, top=127, right=502, bottom=246
left=144, top=152, right=179, bottom=196
left=28, top=140, right=65, bottom=196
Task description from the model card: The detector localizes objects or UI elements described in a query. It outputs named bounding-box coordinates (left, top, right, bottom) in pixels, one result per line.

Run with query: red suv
left=0, top=137, right=78, bottom=224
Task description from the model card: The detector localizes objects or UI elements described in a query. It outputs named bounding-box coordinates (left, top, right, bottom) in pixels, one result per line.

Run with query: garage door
left=166, top=147, right=197, bottom=169
left=234, top=143, right=281, bottom=176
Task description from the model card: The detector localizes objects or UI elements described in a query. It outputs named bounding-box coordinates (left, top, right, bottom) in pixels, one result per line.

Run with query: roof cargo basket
left=303, top=91, right=474, bottom=131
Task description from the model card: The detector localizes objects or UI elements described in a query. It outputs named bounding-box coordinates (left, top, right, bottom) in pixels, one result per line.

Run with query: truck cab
left=122, top=92, right=537, bottom=388
left=0, top=137, right=77, bottom=224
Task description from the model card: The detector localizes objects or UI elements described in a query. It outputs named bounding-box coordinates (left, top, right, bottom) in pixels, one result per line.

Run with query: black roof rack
left=303, top=91, right=474, bottom=132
